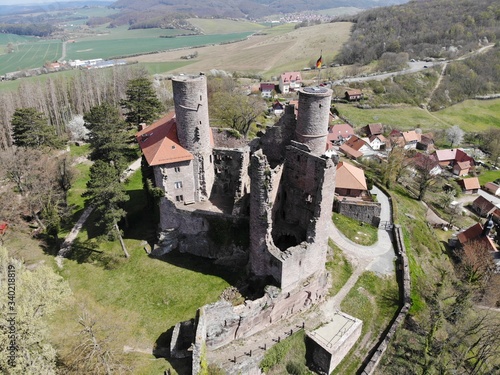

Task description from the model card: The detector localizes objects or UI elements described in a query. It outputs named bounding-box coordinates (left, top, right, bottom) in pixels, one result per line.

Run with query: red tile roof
left=327, top=124, right=354, bottom=142
left=280, top=72, right=302, bottom=82
left=136, top=113, right=194, bottom=166
left=457, top=223, right=483, bottom=244
left=336, top=161, right=367, bottom=190
left=457, top=222, right=497, bottom=252
left=339, top=144, right=363, bottom=159
left=367, top=123, right=383, bottom=135
left=344, top=135, right=367, bottom=151
left=460, top=177, right=480, bottom=190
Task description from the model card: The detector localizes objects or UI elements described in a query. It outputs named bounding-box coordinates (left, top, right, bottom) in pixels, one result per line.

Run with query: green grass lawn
left=50, top=168, right=237, bottom=373
left=435, top=99, right=500, bottom=132
left=335, top=98, right=500, bottom=133
left=139, top=61, right=194, bottom=75
left=187, top=18, right=266, bottom=34
left=332, top=212, right=378, bottom=246
left=332, top=271, right=399, bottom=375
left=326, top=239, right=353, bottom=296
left=476, top=169, right=500, bottom=185
left=259, top=330, right=312, bottom=374
left=335, top=103, right=450, bottom=131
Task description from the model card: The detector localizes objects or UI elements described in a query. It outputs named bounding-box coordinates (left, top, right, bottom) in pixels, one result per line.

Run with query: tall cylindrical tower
left=295, top=87, right=332, bottom=156
left=172, top=74, right=211, bottom=154
left=172, top=74, right=214, bottom=201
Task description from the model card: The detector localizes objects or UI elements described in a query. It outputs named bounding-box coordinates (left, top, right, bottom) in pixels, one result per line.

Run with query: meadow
left=0, top=39, right=62, bottom=76
left=65, top=31, right=254, bottom=61
left=335, top=99, right=500, bottom=132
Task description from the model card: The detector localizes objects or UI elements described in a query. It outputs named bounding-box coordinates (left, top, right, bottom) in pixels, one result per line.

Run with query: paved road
left=328, top=44, right=495, bottom=87
left=329, top=186, right=395, bottom=276
left=456, top=188, right=500, bottom=207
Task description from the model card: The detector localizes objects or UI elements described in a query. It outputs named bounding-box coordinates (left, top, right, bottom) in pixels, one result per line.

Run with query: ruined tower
left=295, top=87, right=332, bottom=155
left=172, top=74, right=215, bottom=201
left=249, top=86, right=337, bottom=292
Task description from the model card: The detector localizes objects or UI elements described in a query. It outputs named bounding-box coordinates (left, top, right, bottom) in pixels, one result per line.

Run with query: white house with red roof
left=260, top=83, right=276, bottom=98
left=327, top=124, right=354, bottom=145
left=279, top=72, right=302, bottom=94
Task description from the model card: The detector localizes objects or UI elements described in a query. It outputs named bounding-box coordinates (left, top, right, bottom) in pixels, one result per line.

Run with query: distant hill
left=109, top=0, right=410, bottom=21
left=0, top=1, right=113, bottom=16
left=336, top=0, right=500, bottom=64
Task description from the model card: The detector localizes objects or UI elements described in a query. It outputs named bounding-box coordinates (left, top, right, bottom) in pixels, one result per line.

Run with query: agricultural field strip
left=0, top=41, right=61, bottom=75
left=65, top=32, right=253, bottom=61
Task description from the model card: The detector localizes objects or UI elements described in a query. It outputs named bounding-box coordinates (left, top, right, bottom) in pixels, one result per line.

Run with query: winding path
left=55, top=157, right=142, bottom=268
left=208, top=186, right=396, bottom=372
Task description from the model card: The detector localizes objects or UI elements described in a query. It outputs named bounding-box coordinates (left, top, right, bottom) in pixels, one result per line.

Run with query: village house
left=402, top=130, right=420, bottom=149
left=471, top=196, right=500, bottom=218
left=416, top=133, right=435, bottom=152
left=335, top=161, right=368, bottom=199
left=366, top=134, right=387, bottom=151
left=344, top=89, right=363, bottom=101
left=454, top=218, right=497, bottom=253
left=408, top=152, right=441, bottom=176
left=458, top=177, right=480, bottom=194
left=260, top=82, right=276, bottom=98
left=341, top=135, right=373, bottom=156
left=327, top=124, right=354, bottom=145
left=362, top=123, right=384, bottom=137
left=339, top=143, right=363, bottom=160
left=434, top=148, right=475, bottom=175
left=279, top=71, right=302, bottom=94
left=484, top=182, right=500, bottom=196
left=271, top=100, right=285, bottom=115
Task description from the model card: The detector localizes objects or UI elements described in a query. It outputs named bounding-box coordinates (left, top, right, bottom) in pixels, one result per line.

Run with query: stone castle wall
left=334, top=199, right=381, bottom=227
left=158, top=198, right=249, bottom=259
left=191, top=271, right=329, bottom=361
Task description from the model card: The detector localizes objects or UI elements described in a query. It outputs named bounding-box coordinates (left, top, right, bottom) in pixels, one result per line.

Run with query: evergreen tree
left=84, top=160, right=129, bottom=243
left=11, top=107, right=62, bottom=149
left=120, top=77, right=163, bottom=128
left=83, top=103, right=128, bottom=169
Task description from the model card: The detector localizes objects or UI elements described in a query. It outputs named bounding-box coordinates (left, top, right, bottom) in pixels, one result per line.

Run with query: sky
left=0, top=0, right=104, bottom=5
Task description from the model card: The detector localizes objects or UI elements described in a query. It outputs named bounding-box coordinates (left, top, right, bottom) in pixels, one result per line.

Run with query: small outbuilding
left=458, top=177, right=480, bottom=194
left=484, top=182, right=500, bottom=196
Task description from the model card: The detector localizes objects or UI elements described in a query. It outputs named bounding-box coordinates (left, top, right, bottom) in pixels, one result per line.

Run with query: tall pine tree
left=83, top=102, right=128, bottom=169
left=11, top=107, right=62, bottom=149
left=84, top=160, right=129, bottom=245
left=120, top=77, right=163, bottom=129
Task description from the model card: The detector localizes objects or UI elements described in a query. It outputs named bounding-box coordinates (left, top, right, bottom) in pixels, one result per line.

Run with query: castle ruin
left=136, top=74, right=348, bottom=373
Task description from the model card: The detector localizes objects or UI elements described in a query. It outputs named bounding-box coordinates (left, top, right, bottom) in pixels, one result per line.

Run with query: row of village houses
left=259, top=71, right=363, bottom=100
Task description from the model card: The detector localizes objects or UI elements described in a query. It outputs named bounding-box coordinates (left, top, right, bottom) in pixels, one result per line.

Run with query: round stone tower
left=172, top=74, right=211, bottom=154
left=172, top=74, right=214, bottom=201
left=295, top=87, right=333, bottom=156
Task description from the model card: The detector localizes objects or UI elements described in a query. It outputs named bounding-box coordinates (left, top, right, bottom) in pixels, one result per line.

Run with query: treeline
left=430, top=46, right=500, bottom=110
left=0, top=65, right=153, bottom=150
left=0, top=23, right=59, bottom=37
left=336, top=0, right=500, bottom=65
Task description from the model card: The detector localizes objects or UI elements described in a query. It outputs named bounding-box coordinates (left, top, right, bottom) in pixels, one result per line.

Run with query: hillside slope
left=109, top=0, right=410, bottom=21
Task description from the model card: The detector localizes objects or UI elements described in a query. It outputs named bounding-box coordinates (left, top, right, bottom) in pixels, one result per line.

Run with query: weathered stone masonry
left=138, top=75, right=342, bottom=373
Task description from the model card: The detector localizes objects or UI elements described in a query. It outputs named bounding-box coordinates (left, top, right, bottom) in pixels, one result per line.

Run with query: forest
left=336, top=0, right=500, bottom=65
